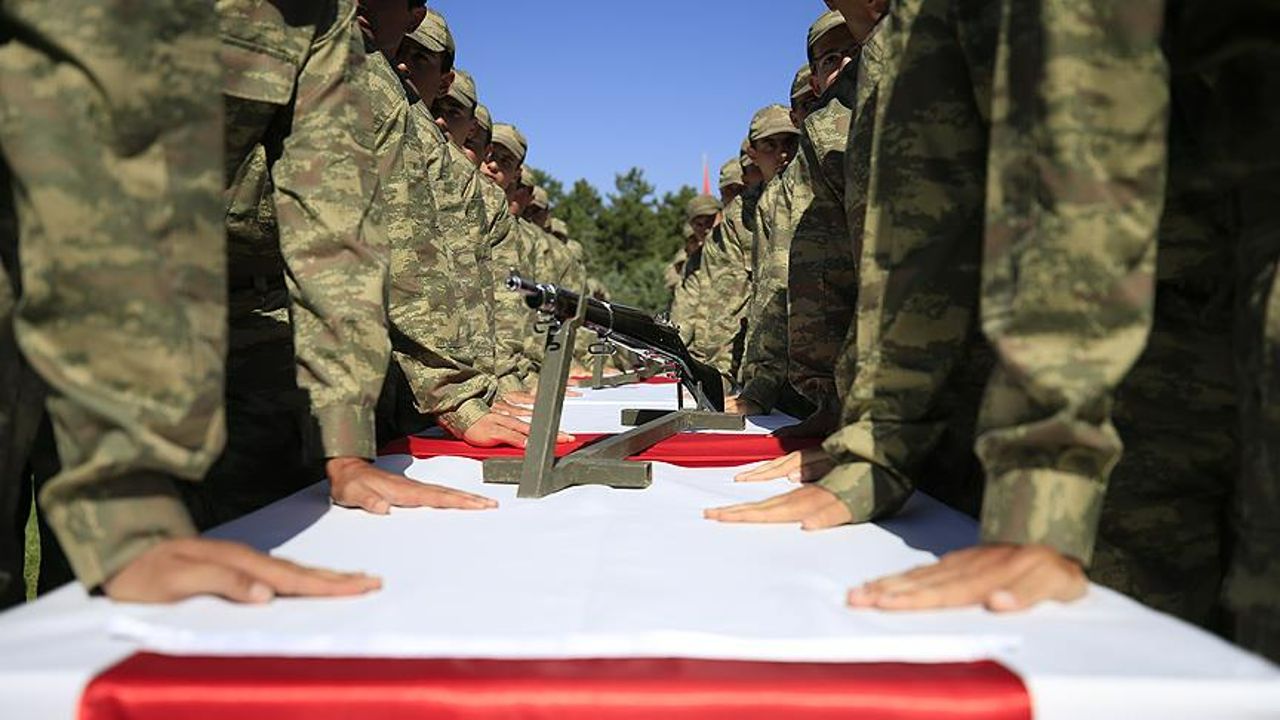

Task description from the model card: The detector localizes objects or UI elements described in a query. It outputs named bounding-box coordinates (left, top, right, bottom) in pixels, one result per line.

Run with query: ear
left=438, top=70, right=456, bottom=101
left=410, top=6, right=427, bottom=30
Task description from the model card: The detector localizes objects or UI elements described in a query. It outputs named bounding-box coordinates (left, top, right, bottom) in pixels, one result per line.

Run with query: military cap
left=807, top=10, right=847, bottom=61
left=791, top=65, right=814, bottom=101
left=517, top=169, right=537, bottom=190
left=474, top=104, right=492, bottom=134
left=447, top=68, right=478, bottom=111
left=530, top=186, right=550, bottom=210
left=719, top=158, right=744, bottom=190
left=549, top=218, right=570, bottom=239
left=739, top=138, right=756, bottom=169
left=686, top=194, right=723, bottom=221
left=491, top=123, right=528, bottom=162
left=749, top=104, right=800, bottom=142
left=407, top=8, right=455, bottom=55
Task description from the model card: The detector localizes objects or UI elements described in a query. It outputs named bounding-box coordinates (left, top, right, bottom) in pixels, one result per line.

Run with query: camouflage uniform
left=179, top=1, right=389, bottom=530
left=787, top=63, right=859, bottom=425
left=820, top=0, right=1000, bottom=522
left=690, top=168, right=758, bottom=382
left=738, top=106, right=811, bottom=417
left=0, top=0, right=225, bottom=591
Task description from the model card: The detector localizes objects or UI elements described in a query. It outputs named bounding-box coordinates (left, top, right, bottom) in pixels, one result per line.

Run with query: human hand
left=102, top=537, right=381, bottom=604
left=327, top=457, right=497, bottom=515
left=733, top=448, right=834, bottom=483
left=704, top=484, right=852, bottom=530
left=491, top=399, right=533, bottom=418
left=723, top=396, right=764, bottom=416
left=847, top=544, right=1088, bottom=612
left=458, top=412, right=574, bottom=448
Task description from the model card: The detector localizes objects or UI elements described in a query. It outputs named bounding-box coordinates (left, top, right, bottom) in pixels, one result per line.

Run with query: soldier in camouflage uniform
left=711, top=0, right=996, bottom=526
left=0, top=0, right=379, bottom=605
left=670, top=195, right=723, bottom=347
left=687, top=151, right=760, bottom=383
left=728, top=100, right=809, bottom=419
left=376, top=11, right=540, bottom=452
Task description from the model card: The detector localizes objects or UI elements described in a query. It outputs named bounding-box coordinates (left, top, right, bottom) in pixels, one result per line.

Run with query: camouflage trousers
left=0, top=0, right=225, bottom=589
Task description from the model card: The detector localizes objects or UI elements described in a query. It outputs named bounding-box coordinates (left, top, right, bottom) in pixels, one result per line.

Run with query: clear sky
left=431, top=0, right=823, bottom=199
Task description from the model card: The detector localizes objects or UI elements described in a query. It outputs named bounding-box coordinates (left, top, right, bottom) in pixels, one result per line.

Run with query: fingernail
left=249, top=582, right=274, bottom=604
left=989, top=591, right=1017, bottom=610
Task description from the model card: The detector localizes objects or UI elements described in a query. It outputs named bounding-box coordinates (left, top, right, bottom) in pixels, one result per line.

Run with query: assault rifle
left=508, top=274, right=725, bottom=411
left=482, top=273, right=744, bottom=498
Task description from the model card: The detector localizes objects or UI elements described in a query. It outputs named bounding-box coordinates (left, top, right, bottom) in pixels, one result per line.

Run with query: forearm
left=974, top=0, right=1169, bottom=564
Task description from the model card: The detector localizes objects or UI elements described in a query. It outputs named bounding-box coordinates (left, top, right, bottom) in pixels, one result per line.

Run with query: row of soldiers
left=0, top=0, right=604, bottom=607
left=667, top=0, right=1279, bottom=662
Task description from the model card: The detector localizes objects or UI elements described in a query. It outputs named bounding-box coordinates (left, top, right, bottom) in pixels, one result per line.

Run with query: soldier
left=849, top=0, right=1280, bottom=663
left=432, top=68, right=478, bottom=150
left=0, top=0, right=380, bottom=605
left=384, top=9, right=544, bottom=450
left=709, top=0, right=997, bottom=530
left=727, top=102, right=807, bottom=418
left=465, top=104, right=493, bottom=166
left=670, top=195, right=724, bottom=346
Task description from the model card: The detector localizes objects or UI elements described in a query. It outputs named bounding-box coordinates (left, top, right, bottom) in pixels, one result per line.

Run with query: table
left=0, top=383, right=1276, bottom=720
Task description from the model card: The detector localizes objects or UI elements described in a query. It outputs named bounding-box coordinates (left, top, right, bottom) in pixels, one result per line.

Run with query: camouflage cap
left=491, top=123, right=527, bottom=162
left=791, top=64, right=814, bottom=101
left=474, top=104, right=492, bottom=134
left=807, top=10, right=846, bottom=60
left=686, top=194, right=723, bottom=221
left=517, top=169, right=537, bottom=190
left=739, top=138, right=755, bottom=169
left=749, top=104, right=800, bottom=142
left=407, top=8, right=455, bottom=55
left=549, top=218, right=570, bottom=239
left=530, top=186, right=550, bottom=210
left=447, top=68, right=478, bottom=111
left=719, top=158, right=744, bottom=190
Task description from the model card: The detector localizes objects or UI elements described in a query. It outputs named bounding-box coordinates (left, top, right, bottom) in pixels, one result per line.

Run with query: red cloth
left=81, top=653, right=1031, bottom=720
left=380, top=433, right=823, bottom=467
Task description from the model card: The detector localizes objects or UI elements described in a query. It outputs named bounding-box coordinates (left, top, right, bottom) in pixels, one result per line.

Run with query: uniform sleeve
left=691, top=215, right=753, bottom=380
left=738, top=161, right=808, bottom=412
left=275, top=13, right=389, bottom=460
left=973, top=0, right=1168, bottom=564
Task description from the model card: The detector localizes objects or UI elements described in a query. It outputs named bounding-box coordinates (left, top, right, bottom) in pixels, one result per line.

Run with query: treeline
left=525, top=167, right=698, bottom=314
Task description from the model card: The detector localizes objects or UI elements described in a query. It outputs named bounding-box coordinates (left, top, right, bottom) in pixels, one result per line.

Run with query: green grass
left=23, top=498, right=37, bottom=601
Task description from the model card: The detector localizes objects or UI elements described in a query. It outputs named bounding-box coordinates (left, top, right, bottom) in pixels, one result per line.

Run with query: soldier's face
left=690, top=214, right=716, bottom=240
left=508, top=185, right=534, bottom=215
left=484, top=145, right=521, bottom=188
left=742, top=164, right=765, bottom=189
left=810, top=26, right=858, bottom=95
left=525, top=206, right=550, bottom=228
left=791, top=94, right=818, bottom=126
left=398, top=41, right=451, bottom=102
left=750, top=134, right=799, bottom=181
left=465, top=131, right=491, bottom=167
left=721, top=183, right=744, bottom=206
left=359, top=1, right=426, bottom=57
left=434, top=97, right=477, bottom=149
left=830, top=0, right=890, bottom=39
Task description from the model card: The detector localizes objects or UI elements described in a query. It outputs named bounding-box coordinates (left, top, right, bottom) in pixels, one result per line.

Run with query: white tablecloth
left=0, top=383, right=1276, bottom=720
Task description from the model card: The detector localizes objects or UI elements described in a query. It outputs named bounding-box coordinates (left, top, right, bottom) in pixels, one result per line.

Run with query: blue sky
left=430, top=0, right=823, bottom=199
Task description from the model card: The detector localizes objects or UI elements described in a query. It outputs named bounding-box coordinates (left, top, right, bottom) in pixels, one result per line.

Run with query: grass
left=23, top=498, right=37, bottom=601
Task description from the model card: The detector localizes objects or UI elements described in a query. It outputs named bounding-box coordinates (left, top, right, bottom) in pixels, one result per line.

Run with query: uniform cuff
left=314, top=402, right=378, bottom=460
left=43, top=473, right=197, bottom=590
left=979, top=469, right=1106, bottom=565
left=816, top=461, right=912, bottom=525
left=438, top=398, right=491, bottom=436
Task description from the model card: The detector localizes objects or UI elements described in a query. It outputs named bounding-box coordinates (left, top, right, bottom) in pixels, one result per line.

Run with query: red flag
left=702, top=153, right=712, bottom=195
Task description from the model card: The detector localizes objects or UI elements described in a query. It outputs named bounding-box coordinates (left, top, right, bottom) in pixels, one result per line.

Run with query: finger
left=875, top=552, right=1030, bottom=611
left=163, top=561, right=276, bottom=605
left=187, top=542, right=382, bottom=598
left=332, top=483, right=391, bottom=516
left=388, top=480, right=498, bottom=510
left=734, top=454, right=799, bottom=483
left=705, top=492, right=827, bottom=523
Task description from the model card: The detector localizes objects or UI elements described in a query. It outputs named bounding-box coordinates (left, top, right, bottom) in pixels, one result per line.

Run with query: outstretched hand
left=723, top=396, right=764, bottom=416
left=704, top=484, right=852, bottom=530
left=459, top=412, right=574, bottom=448
left=847, top=544, right=1088, bottom=612
left=102, top=537, right=382, bottom=604
left=733, top=447, right=835, bottom=484
left=327, top=457, right=497, bottom=515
